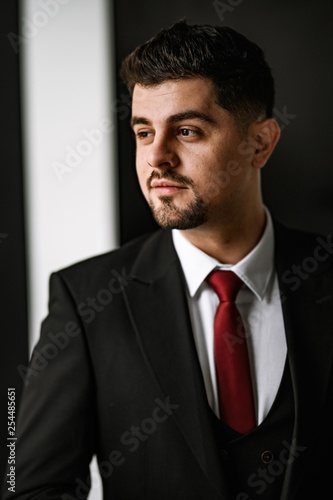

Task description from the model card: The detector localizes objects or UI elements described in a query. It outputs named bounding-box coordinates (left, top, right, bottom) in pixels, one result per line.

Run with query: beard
left=146, top=171, right=209, bottom=230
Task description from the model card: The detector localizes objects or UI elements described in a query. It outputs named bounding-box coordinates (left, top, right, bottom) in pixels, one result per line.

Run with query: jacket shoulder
left=53, top=231, right=162, bottom=292
left=273, top=218, right=333, bottom=272
left=274, top=218, right=331, bottom=249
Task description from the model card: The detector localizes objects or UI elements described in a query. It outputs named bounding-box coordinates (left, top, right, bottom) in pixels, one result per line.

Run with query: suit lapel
left=120, top=223, right=333, bottom=498
left=122, top=230, right=228, bottom=499
left=274, top=222, right=333, bottom=498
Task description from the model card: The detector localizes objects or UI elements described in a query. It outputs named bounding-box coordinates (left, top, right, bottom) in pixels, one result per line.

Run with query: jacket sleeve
left=3, top=272, right=97, bottom=499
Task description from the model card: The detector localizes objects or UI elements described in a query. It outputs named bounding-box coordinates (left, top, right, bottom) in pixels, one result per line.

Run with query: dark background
left=1, top=0, right=332, bottom=485
left=0, top=0, right=28, bottom=481
left=114, top=0, right=333, bottom=243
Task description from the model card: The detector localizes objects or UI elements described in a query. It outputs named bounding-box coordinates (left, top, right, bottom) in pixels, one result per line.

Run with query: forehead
left=131, top=78, right=219, bottom=120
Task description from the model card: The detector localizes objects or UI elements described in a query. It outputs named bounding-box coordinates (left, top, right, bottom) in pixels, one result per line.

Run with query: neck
left=179, top=205, right=266, bottom=264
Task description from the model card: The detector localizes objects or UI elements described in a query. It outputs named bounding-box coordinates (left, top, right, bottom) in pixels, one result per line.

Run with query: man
left=4, top=21, right=333, bottom=500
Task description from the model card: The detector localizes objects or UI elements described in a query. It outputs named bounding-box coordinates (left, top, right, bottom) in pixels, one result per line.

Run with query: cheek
left=135, top=163, right=149, bottom=193
left=195, top=153, right=241, bottom=199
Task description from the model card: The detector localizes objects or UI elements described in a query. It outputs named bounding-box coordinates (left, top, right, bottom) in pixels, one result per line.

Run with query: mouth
left=150, top=180, right=188, bottom=195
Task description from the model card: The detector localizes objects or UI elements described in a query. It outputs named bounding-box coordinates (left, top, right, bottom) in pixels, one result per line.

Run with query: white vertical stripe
left=21, top=1, right=117, bottom=498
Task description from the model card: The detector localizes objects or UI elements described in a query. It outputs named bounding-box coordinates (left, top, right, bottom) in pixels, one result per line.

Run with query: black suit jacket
left=4, top=222, right=333, bottom=499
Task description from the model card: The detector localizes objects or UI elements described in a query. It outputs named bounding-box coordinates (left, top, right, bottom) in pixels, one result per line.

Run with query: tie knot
left=206, top=270, right=243, bottom=302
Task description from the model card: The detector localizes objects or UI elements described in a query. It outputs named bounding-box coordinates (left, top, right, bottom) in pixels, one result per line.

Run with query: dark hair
left=120, top=20, right=275, bottom=130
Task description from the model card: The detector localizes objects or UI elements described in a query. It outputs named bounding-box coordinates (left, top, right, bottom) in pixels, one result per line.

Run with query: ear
left=248, top=118, right=281, bottom=169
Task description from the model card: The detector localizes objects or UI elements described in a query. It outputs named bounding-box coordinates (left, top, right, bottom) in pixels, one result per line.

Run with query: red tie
left=206, top=270, right=256, bottom=434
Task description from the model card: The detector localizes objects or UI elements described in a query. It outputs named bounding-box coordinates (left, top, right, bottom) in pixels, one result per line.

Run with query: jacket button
left=261, top=450, right=274, bottom=464
left=220, top=449, right=228, bottom=461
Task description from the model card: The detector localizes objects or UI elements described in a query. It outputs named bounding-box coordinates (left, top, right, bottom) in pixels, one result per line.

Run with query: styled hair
left=120, top=20, right=275, bottom=131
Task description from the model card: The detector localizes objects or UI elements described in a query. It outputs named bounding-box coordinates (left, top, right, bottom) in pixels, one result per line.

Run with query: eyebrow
left=130, top=110, right=216, bottom=128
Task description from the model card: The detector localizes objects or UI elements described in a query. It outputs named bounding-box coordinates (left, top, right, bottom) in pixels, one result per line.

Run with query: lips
left=150, top=180, right=188, bottom=196
left=150, top=180, right=187, bottom=189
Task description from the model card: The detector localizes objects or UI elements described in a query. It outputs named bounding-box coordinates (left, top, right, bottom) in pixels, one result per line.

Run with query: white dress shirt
left=172, top=209, right=287, bottom=425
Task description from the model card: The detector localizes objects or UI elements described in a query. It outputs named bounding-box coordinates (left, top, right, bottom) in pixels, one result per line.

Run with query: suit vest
left=210, top=358, right=294, bottom=500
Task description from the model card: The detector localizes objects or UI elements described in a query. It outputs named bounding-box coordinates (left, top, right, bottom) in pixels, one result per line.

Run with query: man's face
left=131, top=78, right=257, bottom=230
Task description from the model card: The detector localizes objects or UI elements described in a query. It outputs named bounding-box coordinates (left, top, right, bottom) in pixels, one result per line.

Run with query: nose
left=146, top=133, right=178, bottom=169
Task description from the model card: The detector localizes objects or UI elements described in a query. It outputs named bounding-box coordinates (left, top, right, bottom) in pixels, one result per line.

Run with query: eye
left=178, top=127, right=203, bottom=140
left=179, top=128, right=197, bottom=137
left=134, top=129, right=153, bottom=141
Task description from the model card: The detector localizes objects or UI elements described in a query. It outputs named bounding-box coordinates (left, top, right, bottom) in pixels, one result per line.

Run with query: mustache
left=147, top=170, right=194, bottom=190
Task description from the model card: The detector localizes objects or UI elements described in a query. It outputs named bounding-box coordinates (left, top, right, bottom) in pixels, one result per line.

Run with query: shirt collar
left=172, top=208, right=275, bottom=301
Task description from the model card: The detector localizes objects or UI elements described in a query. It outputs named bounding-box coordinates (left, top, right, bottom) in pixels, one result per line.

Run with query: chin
left=153, top=213, right=208, bottom=231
